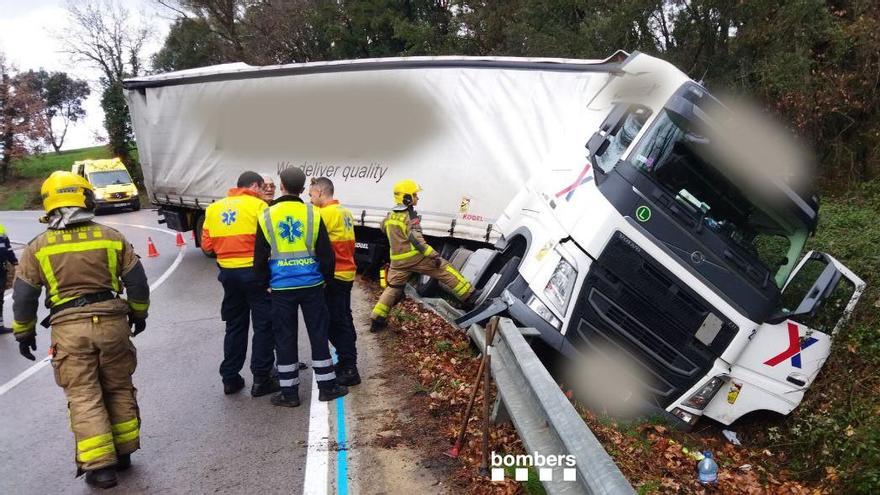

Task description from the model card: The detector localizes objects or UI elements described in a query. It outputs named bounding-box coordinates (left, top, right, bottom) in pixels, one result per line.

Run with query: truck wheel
left=131, top=198, right=141, bottom=211
left=194, top=214, right=215, bottom=258
left=415, top=242, right=456, bottom=297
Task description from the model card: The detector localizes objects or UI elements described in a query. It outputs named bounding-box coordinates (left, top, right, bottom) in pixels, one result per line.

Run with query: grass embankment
left=0, top=146, right=140, bottom=210
left=376, top=182, right=880, bottom=494
left=753, top=180, right=880, bottom=492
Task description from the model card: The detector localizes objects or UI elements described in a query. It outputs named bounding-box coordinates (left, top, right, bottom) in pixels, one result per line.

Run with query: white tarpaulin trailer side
left=124, top=56, right=624, bottom=242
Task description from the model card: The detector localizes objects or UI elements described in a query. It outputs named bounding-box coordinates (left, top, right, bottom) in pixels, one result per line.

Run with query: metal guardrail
left=405, top=288, right=633, bottom=495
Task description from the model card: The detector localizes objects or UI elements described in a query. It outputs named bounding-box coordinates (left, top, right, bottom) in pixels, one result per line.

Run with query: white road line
left=0, top=357, right=52, bottom=396
left=101, top=221, right=176, bottom=236
left=0, top=225, right=186, bottom=397
left=302, top=372, right=329, bottom=495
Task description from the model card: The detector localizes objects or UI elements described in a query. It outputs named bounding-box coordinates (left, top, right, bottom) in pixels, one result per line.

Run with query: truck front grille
left=565, top=232, right=737, bottom=408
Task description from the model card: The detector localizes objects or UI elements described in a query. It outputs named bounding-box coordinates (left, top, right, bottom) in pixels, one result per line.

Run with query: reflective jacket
left=11, top=222, right=150, bottom=337
left=0, top=223, right=18, bottom=264
left=318, top=200, right=356, bottom=282
left=382, top=205, right=436, bottom=267
left=202, top=188, right=268, bottom=268
left=256, top=196, right=330, bottom=290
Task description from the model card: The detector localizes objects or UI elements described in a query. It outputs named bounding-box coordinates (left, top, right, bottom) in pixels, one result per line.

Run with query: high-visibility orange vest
left=202, top=188, right=267, bottom=268
left=318, top=200, right=356, bottom=282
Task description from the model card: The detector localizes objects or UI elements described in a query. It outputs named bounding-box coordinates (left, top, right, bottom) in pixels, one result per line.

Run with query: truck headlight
left=544, top=256, right=577, bottom=312
left=671, top=407, right=699, bottom=426
left=684, top=376, right=725, bottom=410
left=527, top=295, right=560, bottom=329
left=94, top=191, right=105, bottom=200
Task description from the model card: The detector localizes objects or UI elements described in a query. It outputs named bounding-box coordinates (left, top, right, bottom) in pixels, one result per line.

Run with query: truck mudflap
left=701, top=251, right=865, bottom=425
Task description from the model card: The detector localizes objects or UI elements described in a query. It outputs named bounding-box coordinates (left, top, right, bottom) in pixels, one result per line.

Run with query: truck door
left=703, top=251, right=864, bottom=424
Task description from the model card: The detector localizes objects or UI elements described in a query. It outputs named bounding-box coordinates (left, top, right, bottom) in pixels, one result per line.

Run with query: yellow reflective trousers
left=51, top=314, right=140, bottom=471
left=371, top=256, right=473, bottom=319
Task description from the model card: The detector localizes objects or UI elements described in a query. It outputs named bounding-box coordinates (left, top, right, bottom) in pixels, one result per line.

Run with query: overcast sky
left=0, top=0, right=172, bottom=150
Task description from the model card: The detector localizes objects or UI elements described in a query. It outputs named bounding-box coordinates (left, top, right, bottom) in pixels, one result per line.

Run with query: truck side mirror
left=586, top=104, right=652, bottom=173
left=586, top=105, right=629, bottom=158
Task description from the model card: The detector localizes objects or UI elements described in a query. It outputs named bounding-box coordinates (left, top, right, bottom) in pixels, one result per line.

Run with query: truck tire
left=131, top=198, right=141, bottom=211
left=194, top=214, right=215, bottom=258
left=415, top=242, right=456, bottom=297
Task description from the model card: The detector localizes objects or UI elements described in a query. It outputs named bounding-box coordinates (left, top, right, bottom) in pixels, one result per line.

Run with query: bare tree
left=56, top=0, right=154, bottom=181
left=59, top=0, right=153, bottom=82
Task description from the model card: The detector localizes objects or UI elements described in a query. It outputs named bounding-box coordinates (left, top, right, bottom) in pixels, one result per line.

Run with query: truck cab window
left=780, top=257, right=856, bottom=333
left=628, top=109, right=809, bottom=289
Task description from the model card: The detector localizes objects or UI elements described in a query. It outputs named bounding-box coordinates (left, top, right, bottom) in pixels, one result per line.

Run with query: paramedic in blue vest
left=254, top=167, right=349, bottom=407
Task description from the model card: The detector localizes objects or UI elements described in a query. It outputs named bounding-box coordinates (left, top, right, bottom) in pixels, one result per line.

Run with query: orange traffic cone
left=147, top=237, right=159, bottom=257
left=175, top=232, right=186, bottom=247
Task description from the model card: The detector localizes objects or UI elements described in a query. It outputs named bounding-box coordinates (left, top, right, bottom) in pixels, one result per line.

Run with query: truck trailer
left=123, top=52, right=864, bottom=427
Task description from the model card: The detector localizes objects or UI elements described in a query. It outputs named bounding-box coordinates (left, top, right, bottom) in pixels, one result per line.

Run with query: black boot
left=318, top=384, right=349, bottom=402
left=270, top=392, right=301, bottom=407
left=223, top=375, right=245, bottom=395
left=0, top=326, right=12, bottom=335
left=369, top=317, right=387, bottom=333
left=116, top=454, right=131, bottom=471
left=85, top=467, right=118, bottom=489
left=251, top=375, right=280, bottom=397
left=336, top=366, right=361, bottom=387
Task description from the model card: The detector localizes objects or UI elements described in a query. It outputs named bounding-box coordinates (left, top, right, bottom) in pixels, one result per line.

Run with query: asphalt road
left=0, top=209, right=350, bottom=494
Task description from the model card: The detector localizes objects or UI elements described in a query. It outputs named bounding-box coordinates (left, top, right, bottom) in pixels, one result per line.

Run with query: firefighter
left=11, top=171, right=149, bottom=489
left=254, top=167, right=348, bottom=407
left=0, top=221, right=18, bottom=334
left=370, top=179, right=480, bottom=332
left=308, top=177, right=360, bottom=386
left=202, top=171, right=279, bottom=397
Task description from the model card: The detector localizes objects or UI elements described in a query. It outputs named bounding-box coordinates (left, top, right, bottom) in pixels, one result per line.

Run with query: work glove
left=129, top=315, right=147, bottom=337
left=18, top=334, right=37, bottom=361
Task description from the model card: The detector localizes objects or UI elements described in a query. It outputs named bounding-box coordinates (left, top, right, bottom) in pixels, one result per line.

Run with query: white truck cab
left=457, top=54, right=865, bottom=427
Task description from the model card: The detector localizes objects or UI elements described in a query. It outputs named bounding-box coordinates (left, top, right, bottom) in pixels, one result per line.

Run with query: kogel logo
left=635, top=205, right=651, bottom=222
left=764, top=322, right=819, bottom=369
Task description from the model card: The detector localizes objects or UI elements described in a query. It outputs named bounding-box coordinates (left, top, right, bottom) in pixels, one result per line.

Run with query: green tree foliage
left=155, top=1, right=879, bottom=183
left=17, top=70, right=90, bottom=153
left=152, top=18, right=227, bottom=72
left=100, top=81, right=134, bottom=177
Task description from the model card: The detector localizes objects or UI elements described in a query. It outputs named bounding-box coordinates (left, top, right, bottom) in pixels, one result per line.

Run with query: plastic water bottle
left=697, top=451, right=718, bottom=485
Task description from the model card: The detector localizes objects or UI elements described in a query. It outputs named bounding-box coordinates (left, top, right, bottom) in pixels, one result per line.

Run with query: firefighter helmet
left=393, top=179, right=422, bottom=206
left=41, top=171, right=95, bottom=213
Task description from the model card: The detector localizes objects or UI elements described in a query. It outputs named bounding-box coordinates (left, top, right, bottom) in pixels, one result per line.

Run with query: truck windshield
left=627, top=109, right=809, bottom=288
left=89, top=170, right=133, bottom=187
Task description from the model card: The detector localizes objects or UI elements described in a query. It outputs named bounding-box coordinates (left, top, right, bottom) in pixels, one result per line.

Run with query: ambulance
left=71, top=158, right=140, bottom=212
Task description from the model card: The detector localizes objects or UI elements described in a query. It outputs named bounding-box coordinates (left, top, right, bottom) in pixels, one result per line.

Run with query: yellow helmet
left=41, top=171, right=94, bottom=213
left=393, top=179, right=422, bottom=205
